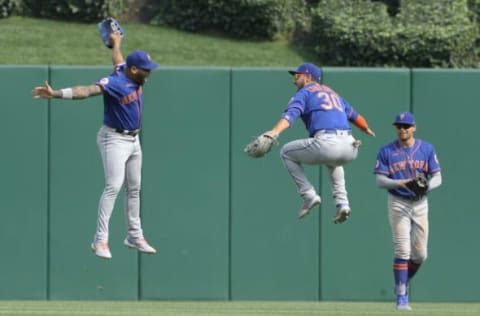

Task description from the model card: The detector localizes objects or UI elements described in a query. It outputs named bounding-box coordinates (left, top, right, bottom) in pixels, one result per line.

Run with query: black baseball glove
left=98, top=17, right=124, bottom=48
left=405, top=171, right=429, bottom=197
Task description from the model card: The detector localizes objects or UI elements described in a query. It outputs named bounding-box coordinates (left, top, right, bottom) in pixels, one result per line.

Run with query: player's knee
left=413, top=252, right=428, bottom=263
left=394, top=246, right=410, bottom=260
left=125, top=183, right=140, bottom=196
left=104, top=181, right=123, bottom=196
left=280, top=145, right=295, bottom=162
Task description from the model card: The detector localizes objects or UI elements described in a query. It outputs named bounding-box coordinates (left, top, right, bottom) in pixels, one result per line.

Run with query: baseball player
left=373, top=112, right=442, bottom=310
left=32, top=32, right=158, bottom=259
left=265, top=63, right=376, bottom=222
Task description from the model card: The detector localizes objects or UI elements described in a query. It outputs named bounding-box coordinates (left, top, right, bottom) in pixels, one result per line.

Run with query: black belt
left=115, top=128, right=140, bottom=136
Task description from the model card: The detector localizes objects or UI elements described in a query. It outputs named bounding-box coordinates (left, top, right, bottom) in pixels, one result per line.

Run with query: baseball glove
left=98, top=17, right=124, bottom=48
left=405, top=170, right=429, bottom=197
left=244, top=132, right=278, bottom=158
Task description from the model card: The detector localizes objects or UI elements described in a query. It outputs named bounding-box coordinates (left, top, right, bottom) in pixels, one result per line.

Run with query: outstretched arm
left=352, top=114, right=376, bottom=137
left=32, top=81, right=103, bottom=100
left=267, top=118, right=290, bottom=138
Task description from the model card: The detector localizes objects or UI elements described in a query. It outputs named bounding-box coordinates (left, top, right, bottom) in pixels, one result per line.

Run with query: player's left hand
left=405, top=172, right=429, bottom=196
left=109, top=31, right=122, bottom=48
left=365, top=127, right=376, bottom=137
left=98, top=17, right=124, bottom=49
left=32, top=81, right=54, bottom=99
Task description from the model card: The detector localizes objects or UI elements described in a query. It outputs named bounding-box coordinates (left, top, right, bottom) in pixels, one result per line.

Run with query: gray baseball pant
left=280, top=131, right=358, bottom=206
left=94, top=125, right=144, bottom=243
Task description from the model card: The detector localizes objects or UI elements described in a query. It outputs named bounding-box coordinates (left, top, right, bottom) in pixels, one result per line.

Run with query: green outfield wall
left=0, top=66, right=476, bottom=302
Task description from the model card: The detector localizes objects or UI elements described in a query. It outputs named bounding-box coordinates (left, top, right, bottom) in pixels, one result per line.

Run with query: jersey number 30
left=317, top=91, right=344, bottom=112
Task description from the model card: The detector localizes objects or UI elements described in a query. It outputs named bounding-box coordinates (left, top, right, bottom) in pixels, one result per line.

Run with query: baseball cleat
left=91, top=242, right=112, bottom=259
left=333, top=204, right=351, bottom=224
left=298, top=195, right=321, bottom=219
left=396, top=295, right=412, bottom=311
left=124, top=237, right=156, bottom=254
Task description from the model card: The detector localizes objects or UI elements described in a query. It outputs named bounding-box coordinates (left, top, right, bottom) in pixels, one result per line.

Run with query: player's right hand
left=32, top=81, right=54, bottom=99
left=398, top=179, right=413, bottom=188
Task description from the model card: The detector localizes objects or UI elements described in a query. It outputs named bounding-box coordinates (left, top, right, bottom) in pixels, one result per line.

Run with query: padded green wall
left=231, top=68, right=320, bottom=300
left=141, top=68, right=230, bottom=299
left=410, top=69, right=480, bottom=302
left=0, top=66, right=48, bottom=299
left=320, top=68, right=411, bottom=301
left=0, top=66, right=477, bottom=302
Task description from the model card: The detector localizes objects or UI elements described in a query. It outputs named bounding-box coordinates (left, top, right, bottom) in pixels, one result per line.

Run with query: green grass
left=0, top=301, right=479, bottom=316
left=0, top=16, right=319, bottom=66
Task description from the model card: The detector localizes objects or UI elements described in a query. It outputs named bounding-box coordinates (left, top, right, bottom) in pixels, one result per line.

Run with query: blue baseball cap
left=288, top=63, right=322, bottom=81
left=126, top=50, right=159, bottom=70
left=393, top=112, right=415, bottom=125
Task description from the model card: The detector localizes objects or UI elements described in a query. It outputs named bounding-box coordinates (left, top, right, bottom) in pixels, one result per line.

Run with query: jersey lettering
left=388, top=159, right=427, bottom=175
left=281, top=83, right=355, bottom=135
left=410, top=160, right=428, bottom=170
left=306, top=85, right=321, bottom=92
left=389, top=161, right=407, bottom=173
left=121, top=91, right=139, bottom=105
left=317, top=91, right=343, bottom=112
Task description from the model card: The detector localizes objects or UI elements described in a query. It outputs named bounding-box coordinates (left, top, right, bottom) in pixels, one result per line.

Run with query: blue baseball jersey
left=96, top=63, right=143, bottom=131
left=374, top=139, right=441, bottom=198
left=281, top=83, right=360, bottom=136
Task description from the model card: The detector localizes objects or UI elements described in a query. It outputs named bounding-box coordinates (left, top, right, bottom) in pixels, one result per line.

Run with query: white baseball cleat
left=333, top=204, right=351, bottom=224
left=396, top=295, right=412, bottom=311
left=124, top=237, right=156, bottom=254
left=91, top=242, right=112, bottom=259
left=298, top=195, right=321, bottom=219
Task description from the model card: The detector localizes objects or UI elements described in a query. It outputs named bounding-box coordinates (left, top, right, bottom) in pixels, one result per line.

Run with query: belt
left=114, top=128, right=140, bottom=136
left=314, top=129, right=352, bottom=136
left=392, top=193, right=424, bottom=202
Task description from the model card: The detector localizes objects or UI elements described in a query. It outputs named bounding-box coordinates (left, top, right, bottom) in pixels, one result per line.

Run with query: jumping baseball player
left=32, top=31, right=158, bottom=259
left=374, top=112, right=442, bottom=310
left=264, top=63, right=376, bottom=222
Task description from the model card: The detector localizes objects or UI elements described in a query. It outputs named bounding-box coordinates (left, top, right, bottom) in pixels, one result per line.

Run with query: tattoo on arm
left=71, top=85, right=103, bottom=99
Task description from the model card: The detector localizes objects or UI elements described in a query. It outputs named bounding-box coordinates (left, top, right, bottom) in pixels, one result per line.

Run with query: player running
left=374, top=112, right=442, bottom=310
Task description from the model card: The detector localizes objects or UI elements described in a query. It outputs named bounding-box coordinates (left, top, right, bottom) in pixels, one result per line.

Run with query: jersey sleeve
left=373, top=147, right=390, bottom=176
left=281, top=90, right=307, bottom=126
left=427, top=144, right=441, bottom=174
left=341, top=97, right=360, bottom=122
left=96, top=64, right=126, bottom=97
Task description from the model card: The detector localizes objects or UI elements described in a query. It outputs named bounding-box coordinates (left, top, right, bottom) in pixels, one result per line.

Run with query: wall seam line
left=46, top=64, right=52, bottom=300
left=228, top=67, right=233, bottom=301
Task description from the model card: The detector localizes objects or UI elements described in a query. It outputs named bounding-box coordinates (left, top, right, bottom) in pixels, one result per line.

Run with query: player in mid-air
left=263, top=62, right=376, bottom=222
left=374, top=112, right=442, bottom=310
left=32, top=31, right=158, bottom=259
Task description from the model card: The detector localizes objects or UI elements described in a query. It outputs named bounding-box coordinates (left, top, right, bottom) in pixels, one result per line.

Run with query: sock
left=393, top=258, right=409, bottom=295
left=408, top=259, right=422, bottom=281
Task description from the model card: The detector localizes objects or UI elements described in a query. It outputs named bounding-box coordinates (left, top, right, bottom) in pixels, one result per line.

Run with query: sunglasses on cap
left=395, top=124, right=413, bottom=130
